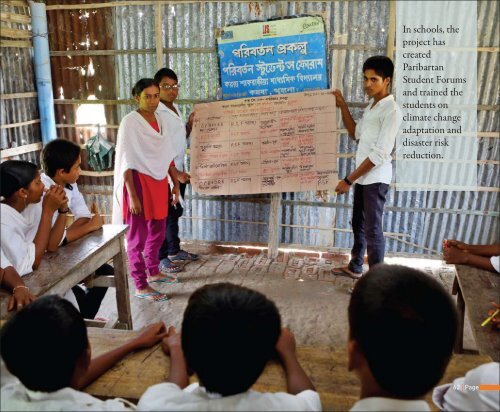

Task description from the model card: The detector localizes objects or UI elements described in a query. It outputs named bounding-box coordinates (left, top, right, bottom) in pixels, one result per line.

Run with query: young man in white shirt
left=1, top=295, right=167, bottom=411
left=347, top=264, right=458, bottom=411
left=138, top=283, right=321, bottom=411
left=332, top=56, right=402, bottom=279
left=153, top=68, right=199, bottom=275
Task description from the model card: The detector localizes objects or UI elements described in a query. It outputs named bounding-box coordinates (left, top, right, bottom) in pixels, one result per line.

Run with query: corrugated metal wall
left=17, top=1, right=498, bottom=256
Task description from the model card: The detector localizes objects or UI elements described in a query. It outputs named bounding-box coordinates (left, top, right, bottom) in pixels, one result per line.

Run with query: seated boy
left=39, top=138, right=109, bottom=318
left=1, top=295, right=167, bottom=411
left=443, top=239, right=500, bottom=273
left=138, top=283, right=321, bottom=411
left=347, top=264, right=458, bottom=411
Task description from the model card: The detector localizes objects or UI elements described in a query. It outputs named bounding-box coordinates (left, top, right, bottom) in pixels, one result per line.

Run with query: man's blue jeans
left=348, top=182, right=389, bottom=274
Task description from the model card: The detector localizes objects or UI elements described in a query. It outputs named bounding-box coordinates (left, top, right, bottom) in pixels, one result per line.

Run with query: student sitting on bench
left=138, top=283, right=321, bottom=411
left=1, top=295, right=167, bottom=411
left=37, top=138, right=110, bottom=318
left=347, top=264, right=458, bottom=411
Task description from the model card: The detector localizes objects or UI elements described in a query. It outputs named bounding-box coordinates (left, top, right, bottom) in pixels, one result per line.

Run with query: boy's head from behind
left=1, top=295, right=90, bottom=392
left=348, top=264, right=457, bottom=399
left=181, top=283, right=281, bottom=396
left=41, top=138, right=81, bottom=183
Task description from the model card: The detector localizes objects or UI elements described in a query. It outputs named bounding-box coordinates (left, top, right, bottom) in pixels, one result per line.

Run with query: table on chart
left=191, top=90, right=338, bottom=195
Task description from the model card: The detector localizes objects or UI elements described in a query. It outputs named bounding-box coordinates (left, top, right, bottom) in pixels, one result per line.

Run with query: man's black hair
left=348, top=264, right=457, bottom=398
left=0, top=295, right=88, bottom=392
left=363, top=55, right=394, bottom=79
left=181, top=283, right=281, bottom=396
left=132, top=78, right=159, bottom=97
left=154, top=68, right=178, bottom=84
left=40, top=139, right=81, bottom=178
left=0, top=160, right=38, bottom=198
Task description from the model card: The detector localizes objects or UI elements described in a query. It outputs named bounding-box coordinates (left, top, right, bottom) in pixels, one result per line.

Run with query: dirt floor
left=97, top=241, right=476, bottom=350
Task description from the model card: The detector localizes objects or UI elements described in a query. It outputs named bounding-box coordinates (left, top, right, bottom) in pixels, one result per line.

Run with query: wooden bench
left=0, top=225, right=133, bottom=330
left=85, top=327, right=491, bottom=411
left=452, top=264, right=500, bottom=361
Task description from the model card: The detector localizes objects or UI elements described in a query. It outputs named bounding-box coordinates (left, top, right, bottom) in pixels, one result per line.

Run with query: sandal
left=134, top=290, right=169, bottom=302
left=159, top=258, right=182, bottom=274
left=168, top=250, right=199, bottom=261
left=148, top=274, right=179, bottom=284
left=331, top=266, right=363, bottom=280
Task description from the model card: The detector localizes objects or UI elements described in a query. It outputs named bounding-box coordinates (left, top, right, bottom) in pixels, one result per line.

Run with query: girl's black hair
left=0, top=160, right=38, bottom=198
left=132, top=78, right=159, bottom=97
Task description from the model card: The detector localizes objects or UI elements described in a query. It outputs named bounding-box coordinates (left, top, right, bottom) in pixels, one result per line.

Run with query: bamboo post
left=155, top=2, right=163, bottom=69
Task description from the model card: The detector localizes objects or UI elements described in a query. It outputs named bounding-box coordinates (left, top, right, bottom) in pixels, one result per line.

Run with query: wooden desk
left=452, top=264, right=500, bottom=361
left=0, top=225, right=132, bottom=330
left=85, top=328, right=491, bottom=411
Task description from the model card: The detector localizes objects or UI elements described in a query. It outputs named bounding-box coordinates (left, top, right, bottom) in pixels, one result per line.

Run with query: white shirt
left=490, top=256, right=499, bottom=273
left=350, top=397, right=431, bottom=411
left=157, top=102, right=187, bottom=172
left=3, top=203, right=78, bottom=308
left=0, top=203, right=36, bottom=276
left=1, top=380, right=136, bottom=411
left=432, top=362, right=499, bottom=411
left=137, top=382, right=322, bottom=411
left=354, top=95, right=402, bottom=185
left=41, top=173, right=92, bottom=223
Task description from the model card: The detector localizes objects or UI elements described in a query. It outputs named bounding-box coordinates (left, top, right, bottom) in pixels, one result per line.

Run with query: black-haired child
left=138, top=283, right=321, bottom=411
left=1, top=295, right=166, bottom=410
left=347, top=264, right=457, bottom=411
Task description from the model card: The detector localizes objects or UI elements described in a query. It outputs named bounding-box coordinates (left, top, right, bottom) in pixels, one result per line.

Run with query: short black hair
left=154, top=68, right=178, bottom=84
left=363, top=55, right=394, bottom=79
left=348, top=264, right=457, bottom=398
left=0, top=295, right=88, bottom=392
left=40, top=139, right=81, bottom=178
left=132, top=78, right=159, bottom=97
left=0, top=160, right=38, bottom=198
left=181, top=283, right=281, bottom=396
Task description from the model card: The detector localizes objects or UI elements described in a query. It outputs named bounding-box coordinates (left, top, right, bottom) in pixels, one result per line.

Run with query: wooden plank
left=0, top=39, right=32, bottom=48
left=113, top=236, right=133, bottom=330
left=155, top=2, right=163, bottom=70
left=1, top=142, right=42, bottom=159
left=0, top=119, right=40, bottom=129
left=268, top=193, right=282, bottom=259
left=84, top=327, right=491, bottom=409
left=0, top=26, right=32, bottom=39
left=0, top=91, right=37, bottom=100
left=0, top=11, right=31, bottom=24
left=79, top=170, right=115, bottom=177
left=386, top=0, right=396, bottom=59
left=454, top=265, right=500, bottom=361
left=0, top=225, right=129, bottom=320
left=49, top=47, right=215, bottom=57
left=1, top=1, right=29, bottom=7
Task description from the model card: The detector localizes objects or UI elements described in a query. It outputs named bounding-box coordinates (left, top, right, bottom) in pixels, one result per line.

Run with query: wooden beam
left=49, top=47, right=215, bottom=57
left=155, top=2, right=163, bottom=70
left=1, top=142, right=42, bottom=158
left=0, top=119, right=40, bottom=129
left=79, top=170, right=115, bottom=177
left=386, top=0, right=396, bottom=59
left=0, top=12, right=31, bottom=24
left=0, top=26, right=32, bottom=39
left=0, top=91, right=37, bottom=99
left=268, top=193, right=282, bottom=258
left=0, top=39, right=32, bottom=48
